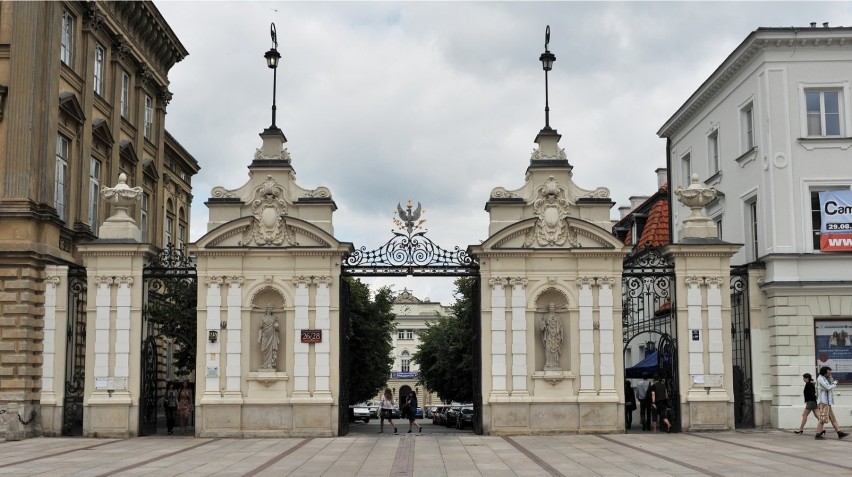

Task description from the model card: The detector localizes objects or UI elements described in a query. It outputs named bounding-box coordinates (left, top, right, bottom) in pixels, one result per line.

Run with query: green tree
left=412, top=276, right=477, bottom=403
left=346, top=277, right=396, bottom=404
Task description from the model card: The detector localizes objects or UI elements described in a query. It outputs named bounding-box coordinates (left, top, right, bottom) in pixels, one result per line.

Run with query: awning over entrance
left=625, top=351, right=658, bottom=379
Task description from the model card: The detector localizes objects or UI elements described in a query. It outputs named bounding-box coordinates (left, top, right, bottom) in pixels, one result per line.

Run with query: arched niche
left=533, top=288, right=569, bottom=373
left=250, top=287, right=287, bottom=371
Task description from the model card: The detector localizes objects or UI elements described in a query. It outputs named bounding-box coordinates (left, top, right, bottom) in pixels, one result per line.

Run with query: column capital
left=313, top=276, right=334, bottom=287
left=117, top=276, right=134, bottom=286
left=489, top=277, right=508, bottom=288
left=225, top=276, right=244, bottom=287
left=94, top=276, right=115, bottom=287
left=685, top=276, right=705, bottom=288
left=509, top=277, right=528, bottom=288
left=577, top=276, right=595, bottom=288
left=293, top=276, right=312, bottom=287
left=705, top=276, right=724, bottom=288
left=596, top=276, right=615, bottom=288
left=45, top=276, right=61, bottom=288
left=205, top=276, right=224, bottom=287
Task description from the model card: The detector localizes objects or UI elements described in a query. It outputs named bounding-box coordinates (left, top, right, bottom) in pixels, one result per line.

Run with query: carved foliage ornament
left=240, top=176, right=298, bottom=246
left=523, top=176, right=579, bottom=248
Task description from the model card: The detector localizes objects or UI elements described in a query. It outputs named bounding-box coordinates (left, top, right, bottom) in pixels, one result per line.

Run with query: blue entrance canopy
left=625, top=350, right=658, bottom=379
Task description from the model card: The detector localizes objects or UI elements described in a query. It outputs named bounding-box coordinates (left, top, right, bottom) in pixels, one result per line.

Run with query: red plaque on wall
left=300, top=329, right=322, bottom=343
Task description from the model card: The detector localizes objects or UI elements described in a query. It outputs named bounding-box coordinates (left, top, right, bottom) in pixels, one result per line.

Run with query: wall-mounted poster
left=815, top=319, right=852, bottom=383
left=819, top=190, right=852, bottom=251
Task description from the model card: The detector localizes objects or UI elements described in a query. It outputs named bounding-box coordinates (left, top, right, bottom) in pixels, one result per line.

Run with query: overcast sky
left=155, top=1, right=852, bottom=305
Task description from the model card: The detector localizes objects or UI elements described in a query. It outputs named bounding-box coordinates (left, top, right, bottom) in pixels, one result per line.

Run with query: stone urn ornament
left=674, top=174, right=718, bottom=238
left=99, top=172, right=144, bottom=240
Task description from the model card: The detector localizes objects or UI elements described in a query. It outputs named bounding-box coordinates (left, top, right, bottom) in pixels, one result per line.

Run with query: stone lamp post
left=99, top=172, right=143, bottom=241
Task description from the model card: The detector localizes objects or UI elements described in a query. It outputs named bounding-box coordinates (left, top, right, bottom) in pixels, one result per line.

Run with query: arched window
left=178, top=207, right=187, bottom=248
left=165, top=199, right=174, bottom=246
left=401, top=350, right=410, bottom=372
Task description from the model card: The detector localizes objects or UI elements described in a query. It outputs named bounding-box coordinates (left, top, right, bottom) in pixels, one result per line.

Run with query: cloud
left=156, top=1, right=852, bottom=305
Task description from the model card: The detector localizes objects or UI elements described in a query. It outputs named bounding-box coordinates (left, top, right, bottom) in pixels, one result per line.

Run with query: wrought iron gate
left=140, top=244, right=197, bottom=436
left=730, top=266, right=754, bottom=428
left=341, top=201, right=482, bottom=434
left=62, top=266, right=87, bottom=436
left=622, top=248, right=680, bottom=431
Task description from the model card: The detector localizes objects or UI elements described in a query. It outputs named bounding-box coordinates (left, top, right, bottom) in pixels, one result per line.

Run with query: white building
left=658, top=24, right=852, bottom=430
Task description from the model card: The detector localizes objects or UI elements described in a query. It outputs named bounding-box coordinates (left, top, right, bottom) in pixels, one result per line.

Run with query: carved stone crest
left=240, top=175, right=298, bottom=246
left=523, top=176, right=579, bottom=247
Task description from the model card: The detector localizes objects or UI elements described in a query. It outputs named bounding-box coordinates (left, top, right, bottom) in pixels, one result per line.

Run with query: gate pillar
left=666, top=176, right=741, bottom=431
left=77, top=241, right=156, bottom=437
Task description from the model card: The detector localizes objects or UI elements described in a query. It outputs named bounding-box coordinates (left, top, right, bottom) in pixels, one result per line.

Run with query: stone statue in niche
left=257, top=305, right=281, bottom=370
left=539, top=302, right=565, bottom=370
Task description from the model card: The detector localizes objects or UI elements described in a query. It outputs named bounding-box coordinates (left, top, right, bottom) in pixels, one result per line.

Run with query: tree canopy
left=412, top=276, right=477, bottom=403
left=346, top=277, right=396, bottom=404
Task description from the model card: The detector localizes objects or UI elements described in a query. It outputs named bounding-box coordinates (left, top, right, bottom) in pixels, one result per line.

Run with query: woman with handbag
left=379, top=388, right=397, bottom=434
left=795, top=372, right=819, bottom=435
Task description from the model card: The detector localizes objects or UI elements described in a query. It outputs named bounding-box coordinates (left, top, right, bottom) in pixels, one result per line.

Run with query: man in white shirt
left=635, top=373, right=652, bottom=431
left=815, top=366, right=848, bottom=440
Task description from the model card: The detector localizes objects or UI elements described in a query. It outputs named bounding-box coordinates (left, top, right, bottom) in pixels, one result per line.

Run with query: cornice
left=658, top=28, right=852, bottom=138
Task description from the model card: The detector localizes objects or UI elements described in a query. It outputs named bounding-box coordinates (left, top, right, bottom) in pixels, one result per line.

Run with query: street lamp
left=264, top=23, right=282, bottom=131
left=539, top=25, right=556, bottom=132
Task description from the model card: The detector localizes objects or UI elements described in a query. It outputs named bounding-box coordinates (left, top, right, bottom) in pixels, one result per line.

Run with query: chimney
left=655, top=167, right=667, bottom=188
left=619, top=206, right=632, bottom=220
left=629, top=195, right=649, bottom=210
left=810, top=22, right=817, bottom=28
left=823, top=22, right=829, bottom=28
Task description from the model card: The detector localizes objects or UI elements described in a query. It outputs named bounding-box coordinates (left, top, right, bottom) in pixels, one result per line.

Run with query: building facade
left=0, top=1, right=198, bottom=438
left=658, top=25, right=852, bottom=429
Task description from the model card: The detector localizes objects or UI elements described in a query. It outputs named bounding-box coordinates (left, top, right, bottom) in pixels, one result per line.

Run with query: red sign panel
left=300, top=329, right=322, bottom=343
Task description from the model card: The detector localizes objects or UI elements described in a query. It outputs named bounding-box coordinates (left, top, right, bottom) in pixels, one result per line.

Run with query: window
left=708, top=130, right=719, bottom=174
left=811, top=186, right=852, bottom=250
left=745, top=199, right=758, bottom=261
left=141, top=192, right=149, bottom=241
left=144, top=95, right=153, bottom=140
left=401, top=351, right=410, bottom=372
left=93, top=44, right=105, bottom=96
left=120, top=72, right=130, bottom=118
left=806, top=90, right=842, bottom=137
left=741, top=103, right=754, bottom=150
left=715, top=217, right=723, bottom=240
left=165, top=199, right=174, bottom=245
left=397, top=329, right=413, bottom=340
left=60, top=9, right=74, bottom=67
left=681, top=153, right=691, bottom=186
left=89, top=158, right=101, bottom=234
left=55, top=135, right=69, bottom=222
left=178, top=208, right=187, bottom=249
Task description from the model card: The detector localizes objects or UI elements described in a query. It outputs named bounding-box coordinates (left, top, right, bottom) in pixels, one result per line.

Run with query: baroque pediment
left=485, top=218, right=624, bottom=250
left=195, top=216, right=337, bottom=249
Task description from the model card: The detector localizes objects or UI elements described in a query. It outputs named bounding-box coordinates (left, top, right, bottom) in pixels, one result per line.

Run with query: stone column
left=577, top=277, right=595, bottom=393
left=225, top=276, right=243, bottom=396
left=92, top=276, right=114, bottom=388
left=292, top=276, right=311, bottom=398
left=706, top=277, right=725, bottom=377
left=40, top=272, right=63, bottom=435
left=203, top=276, right=222, bottom=396
left=509, top=277, right=529, bottom=397
left=114, top=277, right=133, bottom=384
left=489, top=278, right=508, bottom=400
left=597, top=277, right=616, bottom=392
left=313, top=276, right=333, bottom=400
left=686, top=276, right=705, bottom=378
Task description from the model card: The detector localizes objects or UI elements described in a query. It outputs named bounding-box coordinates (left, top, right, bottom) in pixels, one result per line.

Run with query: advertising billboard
left=815, top=319, right=852, bottom=384
left=819, top=190, right=852, bottom=251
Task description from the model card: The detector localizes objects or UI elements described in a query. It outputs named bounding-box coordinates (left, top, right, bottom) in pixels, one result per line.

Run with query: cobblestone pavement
left=0, top=429, right=849, bottom=476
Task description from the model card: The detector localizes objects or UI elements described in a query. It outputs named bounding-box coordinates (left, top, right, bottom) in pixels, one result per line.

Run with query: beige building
left=0, top=1, right=197, bottom=438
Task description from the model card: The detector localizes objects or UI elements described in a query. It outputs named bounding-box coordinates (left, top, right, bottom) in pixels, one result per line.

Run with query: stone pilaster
left=225, top=276, right=243, bottom=395
left=686, top=276, right=705, bottom=378
left=577, top=277, right=595, bottom=393
left=509, top=277, right=529, bottom=397
left=596, top=277, right=616, bottom=392
left=203, top=276, right=222, bottom=395
left=489, top=278, right=508, bottom=400
left=114, top=276, right=133, bottom=383
left=313, top=276, right=333, bottom=400
left=292, top=276, right=311, bottom=398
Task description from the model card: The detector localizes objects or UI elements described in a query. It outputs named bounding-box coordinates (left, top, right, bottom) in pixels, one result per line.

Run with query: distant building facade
left=0, top=1, right=198, bottom=437
left=658, top=25, right=852, bottom=429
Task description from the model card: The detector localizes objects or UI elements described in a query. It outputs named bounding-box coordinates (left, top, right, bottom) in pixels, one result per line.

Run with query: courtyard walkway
left=0, top=429, right=847, bottom=476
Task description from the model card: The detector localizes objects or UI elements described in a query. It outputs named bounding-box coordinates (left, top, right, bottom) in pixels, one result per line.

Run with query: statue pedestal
left=246, top=371, right=289, bottom=403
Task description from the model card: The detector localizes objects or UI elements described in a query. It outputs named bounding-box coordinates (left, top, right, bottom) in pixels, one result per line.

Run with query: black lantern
left=264, top=23, right=281, bottom=130
left=539, top=25, right=556, bottom=131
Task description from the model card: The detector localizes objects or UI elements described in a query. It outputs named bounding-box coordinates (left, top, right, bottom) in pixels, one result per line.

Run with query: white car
left=352, top=406, right=370, bottom=423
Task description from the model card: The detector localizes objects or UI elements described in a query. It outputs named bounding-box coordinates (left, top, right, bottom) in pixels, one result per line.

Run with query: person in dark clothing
left=795, top=372, right=819, bottom=435
left=650, top=374, right=671, bottom=433
left=635, top=373, right=652, bottom=431
left=164, top=382, right=178, bottom=435
left=625, top=380, right=637, bottom=430
left=407, top=391, right=422, bottom=433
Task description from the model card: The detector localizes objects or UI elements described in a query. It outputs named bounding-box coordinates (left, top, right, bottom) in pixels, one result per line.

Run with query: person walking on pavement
left=379, top=388, right=397, bottom=434
left=164, top=382, right=178, bottom=435
left=624, top=380, right=636, bottom=430
left=650, top=374, right=671, bottom=433
left=407, top=391, right=422, bottom=433
left=815, top=366, right=848, bottom=440
left=635, top=373, right=652, bottom=431
left=794, top=373, right=819, bottom=435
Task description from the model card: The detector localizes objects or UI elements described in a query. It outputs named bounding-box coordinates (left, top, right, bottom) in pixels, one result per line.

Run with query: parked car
left=414, top=407, right=423, bottom=419
left=366, top=401, right=379, bottom=418
left=456, top=406, right=474, bottom=429
left=432, top=406, right=446, bottom=425
left=351, top=406, right=370, bottom=423
left=425, top=406, right=437, bottom=419
left=390, top=407, right=401, bottom=419
left=444, top=406, right=462, bottom=427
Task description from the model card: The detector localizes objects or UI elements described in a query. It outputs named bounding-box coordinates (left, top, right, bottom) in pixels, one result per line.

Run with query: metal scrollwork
left=342, top=201, right=478, bottom=276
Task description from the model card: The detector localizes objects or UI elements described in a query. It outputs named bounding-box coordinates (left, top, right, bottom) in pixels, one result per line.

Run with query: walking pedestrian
left=164, top=382, right=178, bottom=435
left=379, top=388, right=397, bottom=434
left=635, top=372, right=652, bottom=431
left=814, top=366, right=848, bottom=440
left=407, top=391, right=422, bottom=433
left=650, top=374, right=671, bottom=433
left=177, top=381, right=193, bottom=434
left=624, top=380, right=636, bottom=430
left=794, top=373, right=818, bottom=435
